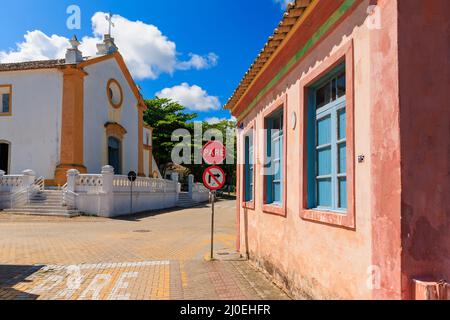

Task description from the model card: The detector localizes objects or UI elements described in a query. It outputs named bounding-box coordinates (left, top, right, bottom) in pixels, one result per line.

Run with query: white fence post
left=171, top=173, right=180, bottom=201
left=22, top=169, right=36, bottom=189
left=66, top=169, right=79, bottom=192
left=101, top=165, right=114, bottom=217
left=21, top=169, right=36, bottom=205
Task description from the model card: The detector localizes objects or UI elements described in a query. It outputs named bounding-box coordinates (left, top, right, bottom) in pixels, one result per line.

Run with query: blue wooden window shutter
left=265, top=111, right=283, bottom=206
left=308, top=66, right=347, bottom=213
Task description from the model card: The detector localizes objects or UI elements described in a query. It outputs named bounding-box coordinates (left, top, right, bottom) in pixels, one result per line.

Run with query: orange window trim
left=107, top=79, right=124, bottom=109
left=242, top=119, right=256, bottom=211
left=261, top=94, right=288, bottom=217
left=105, top=122, right=127, bottom=140
left=299, top=40, right=355, bottom=230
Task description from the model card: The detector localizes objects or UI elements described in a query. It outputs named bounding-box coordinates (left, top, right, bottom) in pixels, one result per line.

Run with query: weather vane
left=105, top=12, right=115, bottom=36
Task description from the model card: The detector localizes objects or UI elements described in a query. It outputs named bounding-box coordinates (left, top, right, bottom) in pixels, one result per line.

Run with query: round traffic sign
left=202, top=166, right=226, bottom=191
left=202, top=141, right=226, bottom=165
left=128, top=171, right=137, bottom=182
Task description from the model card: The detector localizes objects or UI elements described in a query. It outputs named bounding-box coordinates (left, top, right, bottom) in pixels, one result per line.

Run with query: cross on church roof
left=105, top=12, right=115, bottom=36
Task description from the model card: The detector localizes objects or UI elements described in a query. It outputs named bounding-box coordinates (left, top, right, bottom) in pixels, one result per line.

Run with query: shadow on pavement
left=112, top=202, right=211, bottom=222
left=0, top=265, right=43, bottom=300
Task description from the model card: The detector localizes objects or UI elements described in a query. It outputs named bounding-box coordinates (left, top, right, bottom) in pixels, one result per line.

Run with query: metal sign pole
left=210, top=191, right=215, bottom=261
left=128, top=171, right=137, bottom=216
left=202, top=165, right=225, bottom=262
left=130, top=180, right=133, bottom=216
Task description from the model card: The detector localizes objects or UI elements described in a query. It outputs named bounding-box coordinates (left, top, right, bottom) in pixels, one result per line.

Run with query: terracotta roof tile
left=0, top=59, right=66, bottom=72
left=224, top=0, right=313, bottom=111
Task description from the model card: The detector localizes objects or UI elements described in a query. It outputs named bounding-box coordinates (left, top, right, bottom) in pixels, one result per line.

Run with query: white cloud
left=0, top=30, right=69, bottom=63
left=274, top=0, right=294, bottom=9
left=0, top=12, right=218, bottom=80
left=204, top=117, right=227, bottom=124
left=156, top=83, right=221, bottom=112
left=204, top=116, right=236, bottom=124
left=176, top=53, right=218, bottom=71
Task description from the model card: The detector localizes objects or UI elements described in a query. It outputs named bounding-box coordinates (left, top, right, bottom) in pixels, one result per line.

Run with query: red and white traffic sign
left=202, top=166, right=226, bottom=191
left=202, top=141, right=226, bottom=165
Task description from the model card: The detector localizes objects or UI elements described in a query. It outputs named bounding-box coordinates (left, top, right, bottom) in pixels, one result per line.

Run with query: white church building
left=0, top=34, right=159, bottom=185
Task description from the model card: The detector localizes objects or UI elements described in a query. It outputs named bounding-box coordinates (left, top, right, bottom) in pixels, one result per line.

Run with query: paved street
left=0, top=200, right=289, bottom=300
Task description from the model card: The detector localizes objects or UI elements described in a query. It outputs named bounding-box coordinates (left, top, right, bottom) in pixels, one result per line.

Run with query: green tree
left=184, top=119, right=237, bottom=192
left=143, top=97, right=197, bottom=175
left=143, top=97, right=237, bottom=192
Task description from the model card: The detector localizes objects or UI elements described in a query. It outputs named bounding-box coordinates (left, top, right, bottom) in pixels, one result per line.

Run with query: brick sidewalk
left=0, top=200, right=289, bottom=300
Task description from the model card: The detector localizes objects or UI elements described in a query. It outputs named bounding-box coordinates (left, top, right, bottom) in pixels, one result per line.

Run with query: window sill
left=0, top=113, right=12, bottom=117
left=263, top=204, right=286, bottom=217
left=242, top=201, right=255, bottom=210
left=301, top=208, right=355, bottom=229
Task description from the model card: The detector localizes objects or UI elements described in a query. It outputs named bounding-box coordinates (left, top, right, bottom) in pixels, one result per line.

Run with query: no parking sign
left=202, top=166, right=226, bottom=191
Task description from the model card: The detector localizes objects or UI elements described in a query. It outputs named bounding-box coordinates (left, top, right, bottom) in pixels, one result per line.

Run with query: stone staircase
left=4, top=190, right=80, bottom=217
left=176, top=192, right=203, bottom=208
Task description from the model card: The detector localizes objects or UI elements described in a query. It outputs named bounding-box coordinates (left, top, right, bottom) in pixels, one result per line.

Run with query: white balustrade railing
left=112, top=176, right=177, bottom=193
left=62, top=188, right=78, bottom=209
left=193, top=183, right=209, bottom=194
left=10, top=187, right=29, bottom=208
left=75, top=174, right=103, bottom=193
left=0, top=175, right=24, bottom=192
left=73, top=173, right=178, bottom=194
left=0, top=167, right=208, bottom=216
left=34, top=176, right=45, bottom=192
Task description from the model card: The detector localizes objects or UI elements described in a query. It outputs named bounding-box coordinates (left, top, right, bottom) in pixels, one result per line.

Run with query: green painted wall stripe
left=237, top=0, right=356, bottom=122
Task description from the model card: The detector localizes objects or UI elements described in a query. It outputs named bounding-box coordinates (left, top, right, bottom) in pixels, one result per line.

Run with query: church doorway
left=0, top=141, right=10, bottom=174
left=108, top=137, right=122, bottom=175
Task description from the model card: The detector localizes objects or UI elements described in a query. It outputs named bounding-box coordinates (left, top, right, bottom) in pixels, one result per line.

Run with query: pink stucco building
left=225, top=0, right=449, bottom=300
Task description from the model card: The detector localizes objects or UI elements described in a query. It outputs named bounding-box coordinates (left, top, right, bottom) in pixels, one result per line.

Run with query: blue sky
left=0, top=0, right=290, bottom=122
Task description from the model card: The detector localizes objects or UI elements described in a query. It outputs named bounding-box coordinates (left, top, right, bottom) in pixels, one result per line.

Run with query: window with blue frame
left=244, top=131, right=254, bottom=202
left=307, top=66, right=347, bottom=212
left=265, top=109, right=284, bottom=206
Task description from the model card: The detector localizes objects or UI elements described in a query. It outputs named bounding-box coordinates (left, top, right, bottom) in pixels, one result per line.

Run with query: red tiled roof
left=224, top=0, right=313, bottom=110
left=0, top=59, right=66, bottom=72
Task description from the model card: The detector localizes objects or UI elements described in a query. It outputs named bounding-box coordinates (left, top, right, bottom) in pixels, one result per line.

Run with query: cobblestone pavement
left=0, top=200, right=289, bottom=300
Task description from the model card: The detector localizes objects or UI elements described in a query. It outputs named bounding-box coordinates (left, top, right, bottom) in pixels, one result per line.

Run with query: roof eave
left=224, top=0, right=315, bottom=112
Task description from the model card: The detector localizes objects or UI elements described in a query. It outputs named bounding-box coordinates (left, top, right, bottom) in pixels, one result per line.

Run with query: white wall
left=83, top=58, right=139, bottom=175
left=111, top=192, right=177, bottom=217
left=0, top=70, right=63, bottom=178
left=72, top=171, right=179, bottom=217
left=0, top=193, right=9, bottom=209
